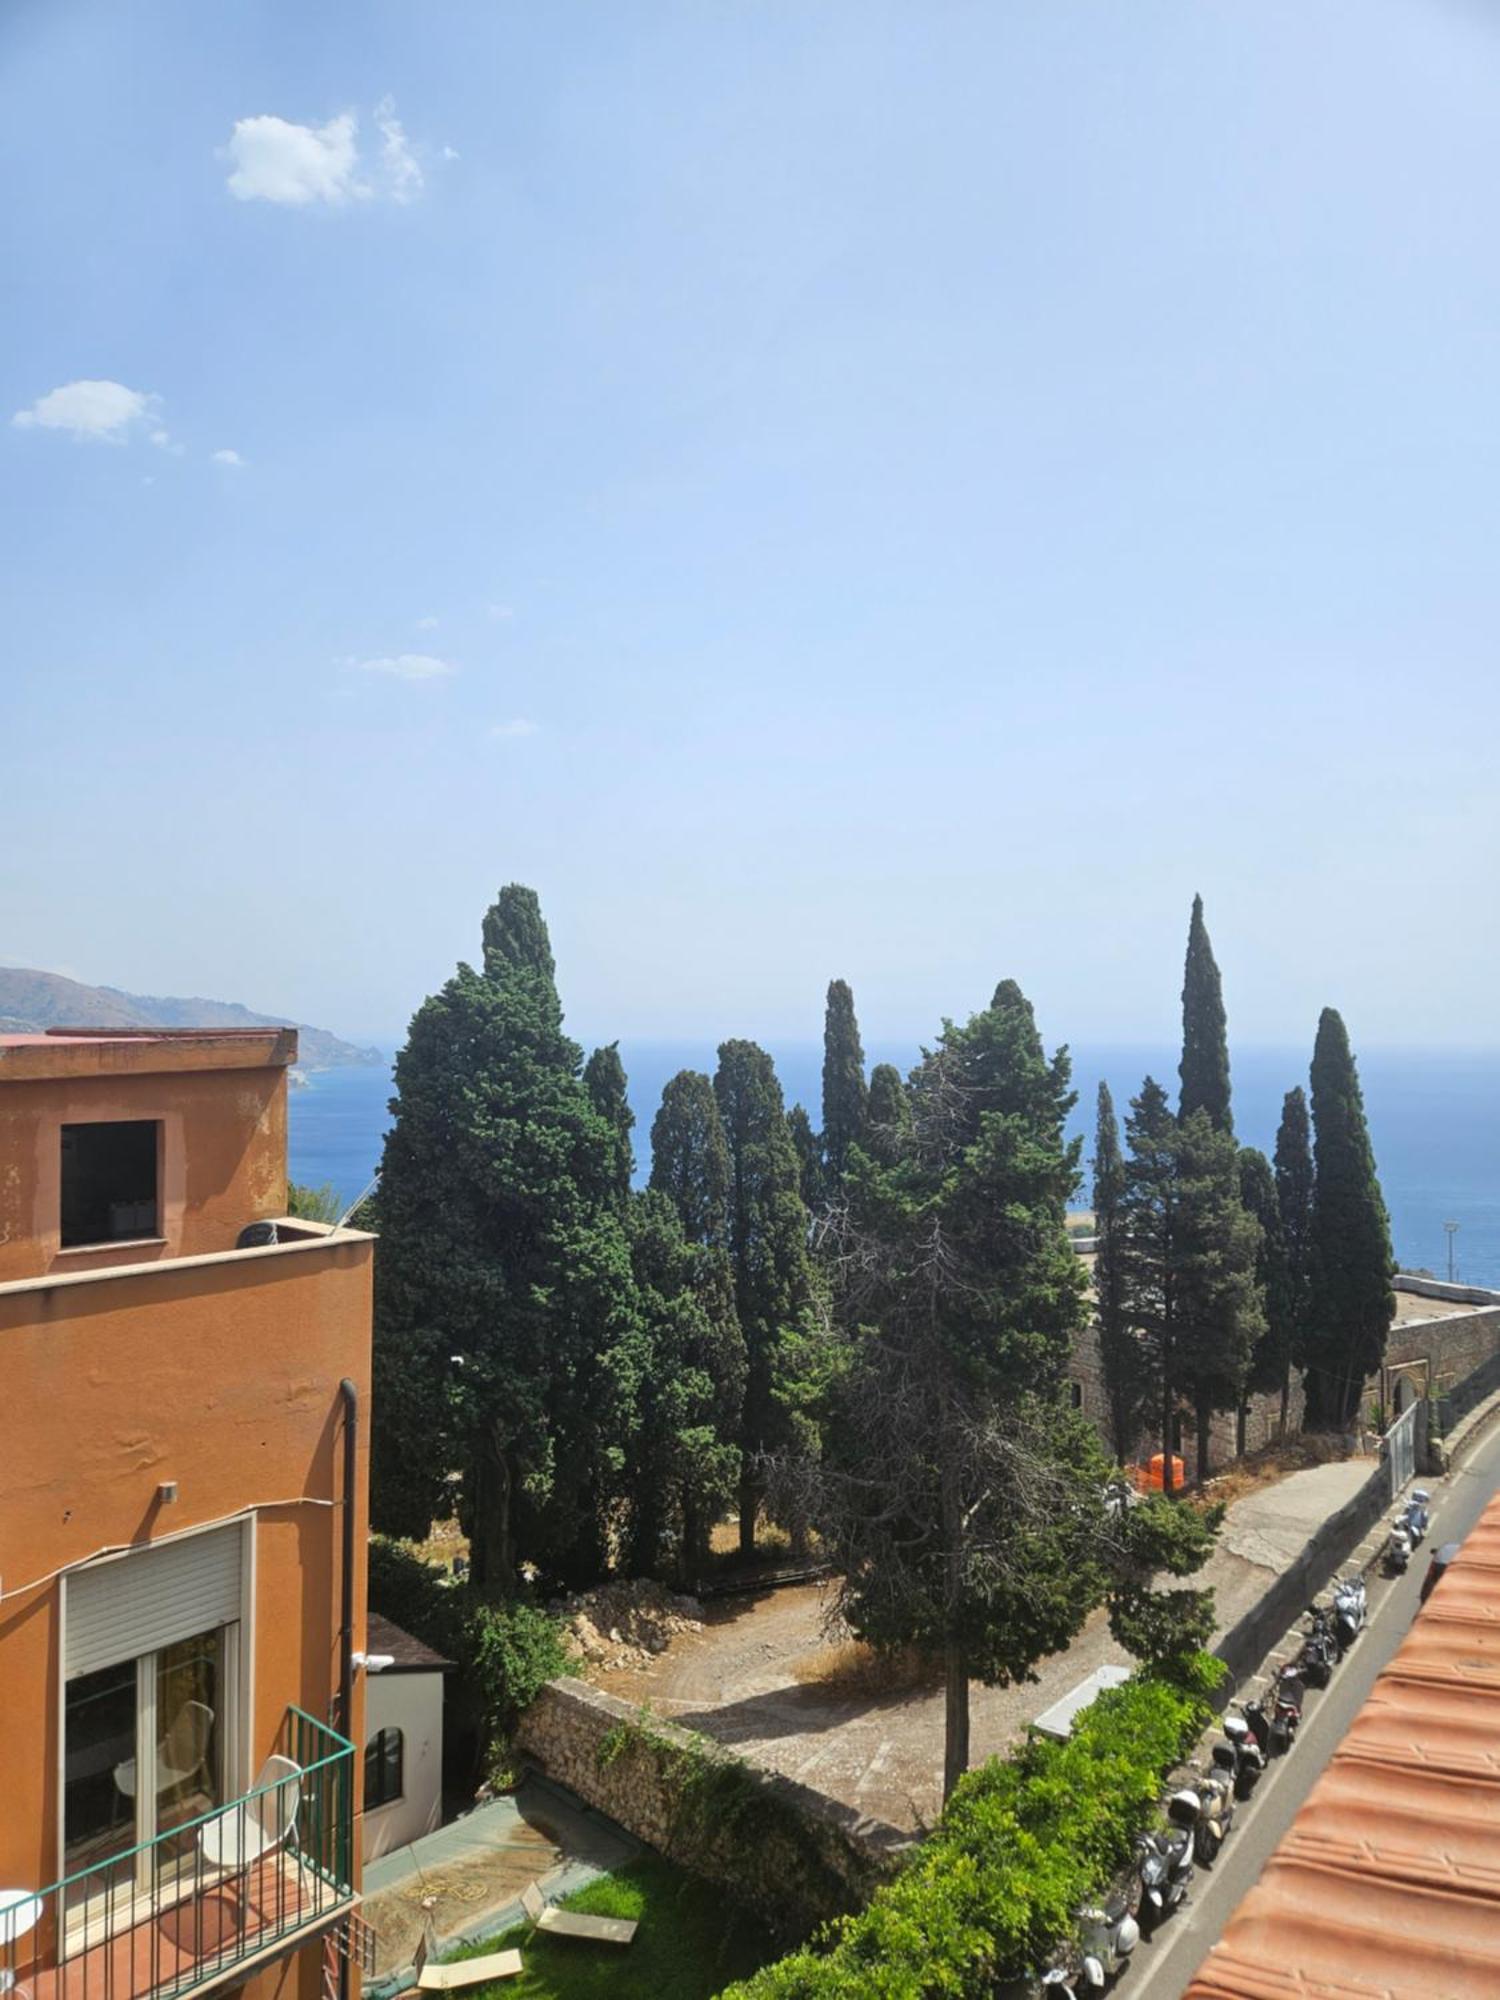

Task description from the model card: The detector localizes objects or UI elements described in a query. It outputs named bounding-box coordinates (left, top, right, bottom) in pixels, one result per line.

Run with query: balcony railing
left=2, top=1709, right=355, bottom=2000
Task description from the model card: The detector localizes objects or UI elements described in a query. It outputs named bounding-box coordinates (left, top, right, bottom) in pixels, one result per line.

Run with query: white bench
left=521, top=1882, right=637, bottom=1946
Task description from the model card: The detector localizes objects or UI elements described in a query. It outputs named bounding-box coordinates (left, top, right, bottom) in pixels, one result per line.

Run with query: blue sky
left=5, top=0, right=1499, bottom=1051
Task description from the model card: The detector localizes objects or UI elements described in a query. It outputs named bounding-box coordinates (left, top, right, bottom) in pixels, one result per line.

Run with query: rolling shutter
left=65, top=1522, right=246, bottom=1680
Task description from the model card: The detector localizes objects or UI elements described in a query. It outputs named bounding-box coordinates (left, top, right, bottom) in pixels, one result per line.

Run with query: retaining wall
left=516, top=1676, right=907, bottom=1938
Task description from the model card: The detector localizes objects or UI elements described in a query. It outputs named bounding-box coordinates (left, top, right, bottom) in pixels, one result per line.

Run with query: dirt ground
left=589, top=1454, right=1379, bottom=1832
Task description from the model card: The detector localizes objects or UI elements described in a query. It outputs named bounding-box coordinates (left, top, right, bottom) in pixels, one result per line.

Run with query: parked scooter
left=1384, top=1513, right=1415, bottom=1575
left=1168, top=1767, right=1235, bottom=1863
left=1234, top=1693, right=1272, bottom=1761
left=1133, top=1827, right=1195, bottom=1935
left=1268, top=1665, right=1306, bottom=1755
left=1405, top=1488, right=1432, bottom=1547
left=1212, top=1713, right=1266, bottom=1800
left=1299, top=1606, right=1339, bottom=1686
left=1331, top=1573, right=1367, bottom=1652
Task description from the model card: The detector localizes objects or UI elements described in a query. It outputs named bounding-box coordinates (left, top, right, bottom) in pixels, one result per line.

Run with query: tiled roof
left=365, top=1611, right=456, bottom=1673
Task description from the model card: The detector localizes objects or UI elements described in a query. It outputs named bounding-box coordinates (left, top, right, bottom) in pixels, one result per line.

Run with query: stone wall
left=1069, top=1317, right=1303, bottom=1480
left=1385, top=1304, right=1500, bottom=1429
left=516, top=1677, right=907, bottom=1939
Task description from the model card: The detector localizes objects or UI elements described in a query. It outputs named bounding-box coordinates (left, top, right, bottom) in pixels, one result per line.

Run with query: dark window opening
left=364, top=1726, right=404, bottom=1809
left=61, top=1121, right=160, bottom=1248
left=1068, top=1380, right=1084, bottom=1411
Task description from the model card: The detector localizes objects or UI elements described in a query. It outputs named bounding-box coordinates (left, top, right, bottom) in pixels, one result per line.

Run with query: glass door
left=62, top=1627, right=230, bottom=1940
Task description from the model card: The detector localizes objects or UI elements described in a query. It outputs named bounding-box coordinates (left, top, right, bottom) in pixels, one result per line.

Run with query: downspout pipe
left=339, top=1376, right=358, bottom=2000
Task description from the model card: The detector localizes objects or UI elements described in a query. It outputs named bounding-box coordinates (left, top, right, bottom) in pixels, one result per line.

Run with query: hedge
left=718, top=1668, right=1211, bottom=1998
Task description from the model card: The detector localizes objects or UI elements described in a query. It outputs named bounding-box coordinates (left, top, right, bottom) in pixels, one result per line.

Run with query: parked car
left=1420, top=1540, right=1463, bottom=1603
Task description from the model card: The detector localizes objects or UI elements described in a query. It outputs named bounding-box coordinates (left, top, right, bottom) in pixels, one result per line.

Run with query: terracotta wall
left=0, top=1235, right=372, bottom=1902
left=0, top=1059, right=289, bottom=1283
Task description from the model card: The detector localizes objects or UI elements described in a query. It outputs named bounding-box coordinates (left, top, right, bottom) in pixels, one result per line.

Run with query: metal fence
left=2, top=1707, right=354, bottom=2000
left=1387, top=1401, right=1420, bottom=1499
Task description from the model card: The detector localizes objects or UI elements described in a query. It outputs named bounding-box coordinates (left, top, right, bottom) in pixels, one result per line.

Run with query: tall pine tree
left=371, top=886, right=639, bottom=1592
left=649, top=1070, right=729, bottom=1248
left=1117, top=1079, right=1179, bottom=1492
left=714, top=1040, right=817, bottom=1553
left=1174, top=1109, right=1262, bottom=1484
left=1094, top=1081, right=1145, bottom=1464
left=1274, top=1085, right=1315, bottom=1419
left=786, top=1103, right=827, bottom=1214
left=1179, top=894, right=1232, bottom=1134
left=583, top=1042, right=634, bottom=1208
left=1306, top=1010, right=1394, bottom=1429
left=821, top=980, right=869, bottom=1181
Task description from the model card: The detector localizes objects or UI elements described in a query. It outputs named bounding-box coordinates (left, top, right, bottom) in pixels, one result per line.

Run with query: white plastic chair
left=197, top=1755, right=301, bottom=1925
left=114, top=1700, right=214, bottom=1802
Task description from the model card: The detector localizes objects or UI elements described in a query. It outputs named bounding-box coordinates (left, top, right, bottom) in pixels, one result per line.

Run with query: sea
left=289, top=1043, right=1500, bottom=1289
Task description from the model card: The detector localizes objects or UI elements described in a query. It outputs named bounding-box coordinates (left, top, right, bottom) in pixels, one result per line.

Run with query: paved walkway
left=590, top=1457, right=1379, bottom=1831
left=363, top=1775, right=640, bottom=1991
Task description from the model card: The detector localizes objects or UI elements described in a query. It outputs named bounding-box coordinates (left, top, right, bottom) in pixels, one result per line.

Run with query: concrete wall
left=0, top=1033, right=293, bottom=1282
left=0, top=1232, right=373, bottom=1928
left=517, top=1677, right=906, bottom=1938
left=363, top=1671, right=445, bottom=1863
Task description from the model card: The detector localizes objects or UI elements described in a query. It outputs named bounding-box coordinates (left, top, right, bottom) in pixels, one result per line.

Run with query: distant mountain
left=0, top=967, right=382, bottom=1069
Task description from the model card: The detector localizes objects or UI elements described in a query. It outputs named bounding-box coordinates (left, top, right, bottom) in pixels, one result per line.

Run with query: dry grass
left=412, top=1514, right=471, bottom=1571
left=1201, top=1430, right=1366, bottom=1508
left=791, top=1638, right=941, bottom=1698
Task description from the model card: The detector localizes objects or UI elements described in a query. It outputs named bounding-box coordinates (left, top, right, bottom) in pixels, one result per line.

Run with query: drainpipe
left=339, top=1376, right=358, bottom=2000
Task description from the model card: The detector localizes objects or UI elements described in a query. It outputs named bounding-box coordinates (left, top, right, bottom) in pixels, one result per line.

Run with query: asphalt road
left=1117, top=1412, right=1500, bottom=2000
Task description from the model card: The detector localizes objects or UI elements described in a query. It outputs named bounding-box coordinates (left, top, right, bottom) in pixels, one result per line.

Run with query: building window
left=365, top=1726, right=404, bottom=1810
left=1068, top=1380, right=1084, bottom=1411
left=60, top=1121, right=160, bottom=1247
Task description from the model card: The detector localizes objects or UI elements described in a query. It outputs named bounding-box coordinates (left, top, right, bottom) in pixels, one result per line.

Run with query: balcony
left=2, top=1710, right=355, bottom=2000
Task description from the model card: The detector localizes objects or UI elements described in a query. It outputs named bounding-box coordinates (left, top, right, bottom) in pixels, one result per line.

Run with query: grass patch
left=447, top=1855, right=776, bottom=2000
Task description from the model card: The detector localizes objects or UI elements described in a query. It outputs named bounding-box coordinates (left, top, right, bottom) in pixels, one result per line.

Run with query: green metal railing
left=2, top=1708, right=354, bottom=2000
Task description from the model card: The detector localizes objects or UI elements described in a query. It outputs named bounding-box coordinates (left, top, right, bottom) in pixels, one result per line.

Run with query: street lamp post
left=1444, top=1220, right=1460, bottom=1285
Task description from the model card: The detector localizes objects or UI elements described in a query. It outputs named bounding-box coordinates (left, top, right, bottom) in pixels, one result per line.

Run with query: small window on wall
left=1068, top=1381, right=1084, bottom=1412
left=365, top=1726, right=404, bottom=1809
left=60, top=1121, right=160, bottom=1247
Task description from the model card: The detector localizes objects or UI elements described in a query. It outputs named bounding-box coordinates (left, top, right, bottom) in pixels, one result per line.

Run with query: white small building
left=361, top=1612, right=454, bottom=1863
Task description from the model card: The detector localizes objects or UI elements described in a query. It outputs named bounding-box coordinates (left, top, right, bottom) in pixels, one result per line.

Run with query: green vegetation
left=1305, top=1006, right=1395, bottom=1428
left=1091, top=1080, right=1141, bottom=1465
left=448, top=1855, right=775, bottom=2000
left=1179, top=891, right=1232, bottom=1134
left=1237, top=1145, right=1294, bottom=1448
left=285, top=1178, right=343, bottom=1222
left=721, top=1669, right=1212, bottom=1999
left=820, top=978, right=868, bottom=1183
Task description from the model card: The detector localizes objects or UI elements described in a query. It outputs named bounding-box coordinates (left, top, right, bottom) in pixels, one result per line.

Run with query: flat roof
left=0, top=1026, right=297, bottom=1081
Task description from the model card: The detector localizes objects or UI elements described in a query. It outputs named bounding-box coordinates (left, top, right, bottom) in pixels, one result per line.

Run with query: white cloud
left=212, top=448, right=245, bottom=467
left=352, top=653, right=456, bottom=681
left=13, top=379, right=158, bottom=443
left=491, top=718, right=539, bottom=739
left=226, top=111, right=364, bottom=205
left=486, top=602, right=515, bottom=622
left=414, top=613, right=440, bottom=631
left=375, top=97, right=423, bottom=204
left=224, top=99, right=435, bottom=206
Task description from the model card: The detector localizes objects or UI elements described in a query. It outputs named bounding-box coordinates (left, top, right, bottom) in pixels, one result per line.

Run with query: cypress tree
left=1094, top=1081, right=1145, bottom=1464
left=1274, top=1085, right=1315, bottom=1416
left=1117, top=1079, right=1179, bottom=1492
left=863, top=1062, right=912, bottom=1165
left=1171, top=1108, right=1262, bottom=1485
left=1179, top=894, right=1232, bottom=1134
left=371, top=886, right=639, bottom=1592
left=714, top=1040, right=817, bottom=1553
left=1236, top=1147, right=1292, bottom=1451
left=786, top=1103, right=827, bottom=1214
left=1306, top=1010, right=1394, bottom=1429
left=583, top=1042, right=634, bottom=1209
left=649, top=1070, right=729, bottom=1249
left=821, top=980, right=869, bottom=1180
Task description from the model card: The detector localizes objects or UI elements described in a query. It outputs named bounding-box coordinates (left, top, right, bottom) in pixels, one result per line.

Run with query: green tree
left=862, top=1060, right=912, bottom=1165
left=1116, top=1079, right=1179, bottom=1492
left=1306, top=1009, right=1394, bottom=1429
left=583, top=1042, right=634, bottom=1209
left=1179, top=893, right=1232, bottom=1134
left=1236, top=1147, right=1292, bottom=1451
left=821, top=978, right=869, bottom=1180
left=786, top=1103, right=827, bottom=1214
left=625, top=1189, right=745, bottom=1580
left=714, top=1040, right=818, bottom=1553
left=1174, top=1108, right=1262, bottom=1484
left=648, top=1070, right=729, bottom=1249
left=286, top=1179, right=343, bottom=1223
left=371, top=886, right=640, bottom=1593
left=1275, top=1084, right=1315, bottom=1408
left=1093, top=1081, right=1145, bottom=1465
left=807, top=981, right=1091, bottom=1798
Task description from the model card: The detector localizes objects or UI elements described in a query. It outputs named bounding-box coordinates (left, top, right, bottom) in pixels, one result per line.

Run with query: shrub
left=720, top=1668, right=1210, bottom=1999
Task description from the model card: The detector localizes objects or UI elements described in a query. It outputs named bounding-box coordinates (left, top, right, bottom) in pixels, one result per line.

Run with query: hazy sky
left=6, top=1, right=1499, bottom=1051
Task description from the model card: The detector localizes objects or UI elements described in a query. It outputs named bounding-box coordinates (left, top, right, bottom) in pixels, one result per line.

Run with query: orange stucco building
left=0, top=1029, right=375, bottom=2000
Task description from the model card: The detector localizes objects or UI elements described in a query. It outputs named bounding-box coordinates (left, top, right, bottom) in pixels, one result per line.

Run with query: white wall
left=362, top=1669, right=445, bottom=1862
